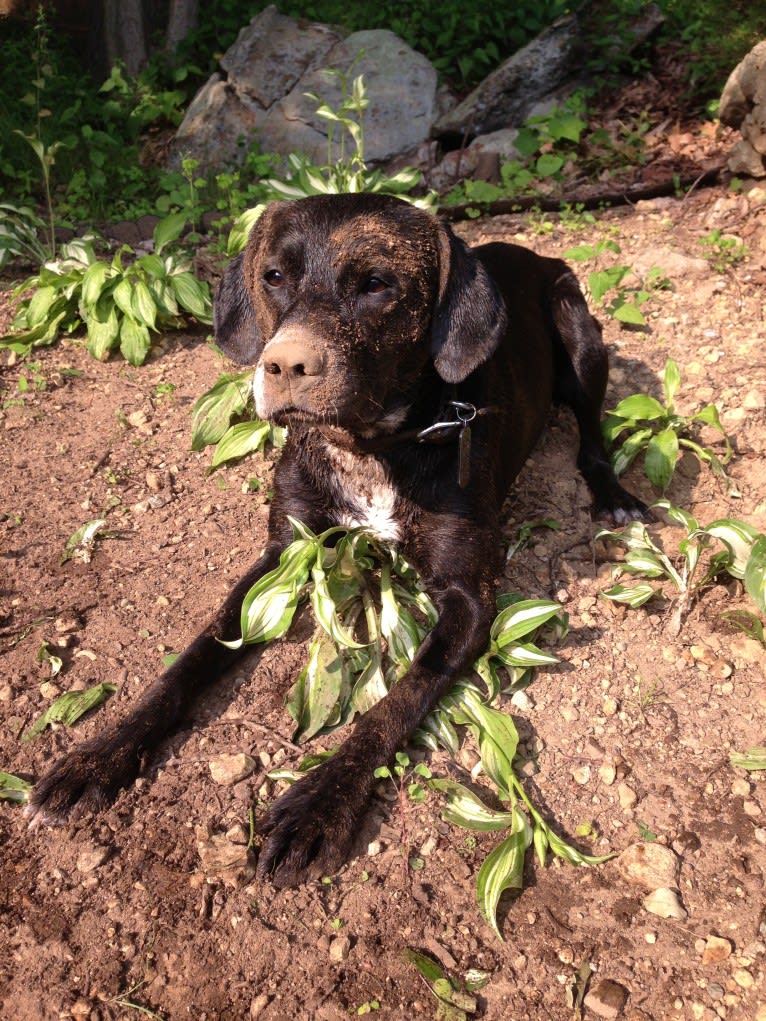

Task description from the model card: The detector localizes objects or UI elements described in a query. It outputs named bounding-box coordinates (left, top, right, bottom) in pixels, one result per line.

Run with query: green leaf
left=380, top=562, right=424, bottom=666
left=644, top=427, right=679, bottom=491
left=153, top=212, right=187, bottom=255
left=0, top=771, right=32, bottom=803
left=729, top=747, right=766, bottom=771
left=612, top=301, right=646, bottom=326
left=80, top=261, right=111, bottom=308
left=223, top=539, right=318, bottom=648
left=476, top=811, right=532, bottom=940
left=61, top=517, right=108, bottom=563
left=130, top=279, right=158, bottom=329
left=112, top=278, right=135, bottom=318
left=209, top=420, right=270, bottom=469
left=190, top=372, right=251, bottom=450
left=662, top=358, right=681, bottom=406
left=310, top=546, right=367, bottom=650
left=170, top=272, right=212, bottom=322
left=535, top=153, right=564, bottom=177
left=623, top=549, right=666, bottom=577
left=721, top=609, right=765, bottom=647
left=600, top=582, right=657, bottom=607
left=119, top=315, right=151, bottom=366
left=495, top=642, right=559, bottom=668
left=226, top=205, right=266, bottom=257
left=25, top=285, right=59, bottom=327
left=611, top=428, right=653, bottom=476
left=612, top=394, right=667, bottom=421
left=490, top=599, right=561, bottom=647
left=288, top=635, right=349, bottom=742
left=704, top=519, right=759, bottom=578
left=23, top=682, right=116, bottom=741
left=744, top=535, right=766, bottom=614
left=653, top=500, right=699, bottom=532
left=429, top=778, right=516, bottom=832
left=86, top=305, right=120, bottom=360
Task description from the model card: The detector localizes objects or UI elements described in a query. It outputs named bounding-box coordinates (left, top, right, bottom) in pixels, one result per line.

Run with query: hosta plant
left=602, top=358, right=731, bottom=492
left=1, top=213, right=212, bottom=365
left=598, top=501, right=766, bottom=635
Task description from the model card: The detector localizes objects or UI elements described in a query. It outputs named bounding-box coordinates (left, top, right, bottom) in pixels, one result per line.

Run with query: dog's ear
left=213, top=252, right=263, bottom=365
left=430, top=223, right=507, bottom=383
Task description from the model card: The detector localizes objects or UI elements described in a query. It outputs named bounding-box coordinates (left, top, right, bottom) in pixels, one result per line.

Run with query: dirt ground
left=1, top=184, right=765, bottom=1021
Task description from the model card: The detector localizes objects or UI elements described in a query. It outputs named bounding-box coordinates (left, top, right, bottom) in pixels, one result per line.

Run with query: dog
left=29, top=193, right=646, bottom=887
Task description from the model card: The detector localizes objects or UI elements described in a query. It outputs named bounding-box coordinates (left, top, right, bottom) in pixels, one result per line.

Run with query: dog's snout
left=263, top=339, right=325, bottom=381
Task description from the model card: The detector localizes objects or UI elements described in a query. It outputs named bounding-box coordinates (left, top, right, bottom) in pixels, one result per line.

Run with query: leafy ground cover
left=1, top=178, right=765, bottom=1019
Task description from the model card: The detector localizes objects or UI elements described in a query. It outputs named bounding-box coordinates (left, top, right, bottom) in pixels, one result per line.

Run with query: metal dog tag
left=457, top=424, right=472, bottom=488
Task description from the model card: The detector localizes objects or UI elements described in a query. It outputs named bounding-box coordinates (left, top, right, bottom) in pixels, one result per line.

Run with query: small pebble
left=643, top=887, right=687, bottom=921
left=209, top=753, right=256, bottom=785
left=702, top=935, right=732, bottom=966
left=583, top=979, right=629, bottom=1019
left=76, top=845, right=111, bottom=874
left=599, top=763, right=617, bottom=786
left=732, top=968, right=753, bottom=989
left=572, top=765, right=591, bottom=785
left=618, top=783, right=638, bottom=810
left=510, top=690, right=535, bottom=711
left=329, top=935, right=351, bottom=962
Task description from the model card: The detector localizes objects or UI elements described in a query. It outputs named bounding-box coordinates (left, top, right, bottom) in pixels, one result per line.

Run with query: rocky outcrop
left=720, top=41, right=766, bottom=178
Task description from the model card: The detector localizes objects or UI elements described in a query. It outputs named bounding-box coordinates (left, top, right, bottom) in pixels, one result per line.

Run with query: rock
left=209, top=753, right=257, bottom=785
left=172, top=10, right=439, bottom=171
left=250, top=994, right=271, bottom=1018
left=261, top=31, right=439, bottom=164
left=196, top=827, right=256, bottom=886
left=329, top=935, right=351, bottom=962
left=572, top=765, right=591, bottom=785
left=172, top=7, right=341, bottom=170
left=720, top=41, right=766, bottom=177
left=510, top=689, right=535, bottom=711
left=616, top=842, right=680, bottom=890
left=702, top=935, right=733, bottom=966
left=599, top=763, right=617, bottom=786
left=642, top=887, right=688, bottom=921
left=434, top=2, right=663, bottom=140
left=618, top=783, right=638, bottom=810
left=76, top=844, right=112, bottom=873
left=583, top=978, right=629, bottom=1019
left=732, top=968, right=754, bottom=989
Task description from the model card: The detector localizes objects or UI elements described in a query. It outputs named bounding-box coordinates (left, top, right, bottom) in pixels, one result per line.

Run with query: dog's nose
left=263, top=339, right=325, bottom=381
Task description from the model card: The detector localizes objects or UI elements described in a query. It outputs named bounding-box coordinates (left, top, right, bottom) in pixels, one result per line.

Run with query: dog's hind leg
left=550, top=270, right=649, bottom=523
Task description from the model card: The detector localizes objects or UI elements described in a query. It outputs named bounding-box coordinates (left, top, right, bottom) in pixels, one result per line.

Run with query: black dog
left=29, top=194, right=645, bottom=886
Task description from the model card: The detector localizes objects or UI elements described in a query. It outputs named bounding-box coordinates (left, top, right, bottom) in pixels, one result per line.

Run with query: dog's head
left=214, top=194, right=507, bottom=434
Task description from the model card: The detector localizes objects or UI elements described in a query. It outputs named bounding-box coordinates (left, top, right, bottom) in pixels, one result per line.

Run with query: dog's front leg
left=28, top=448, right=330, bottom=827
left=27, top=541, right=287, bottom=826
left=257, top=569, right=497, bottom=887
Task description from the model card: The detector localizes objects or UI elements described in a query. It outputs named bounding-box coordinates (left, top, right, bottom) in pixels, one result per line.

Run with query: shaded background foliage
left=0, top=0, right=763, bottom=220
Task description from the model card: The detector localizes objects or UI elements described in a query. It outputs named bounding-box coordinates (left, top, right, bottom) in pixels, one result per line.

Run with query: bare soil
left=1, top=184, right=765, bottom=1021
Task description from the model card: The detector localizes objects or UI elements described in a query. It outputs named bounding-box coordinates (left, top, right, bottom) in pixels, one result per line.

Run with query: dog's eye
left=264, top=269, right=284, bottom=288
left=363, top=276, right=388, bottom=294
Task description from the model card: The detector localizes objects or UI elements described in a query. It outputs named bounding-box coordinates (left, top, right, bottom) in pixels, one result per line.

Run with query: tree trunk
left=165, top=0, right=198, bottom=52
left=103, top=0, right=148, bottom=77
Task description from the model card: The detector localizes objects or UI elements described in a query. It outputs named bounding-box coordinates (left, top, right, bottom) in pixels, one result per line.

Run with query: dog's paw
left=599, top=489, right=653, bottom=526
left=27, top=739, right=137, bottom=829
left=257, top=760, right=368, bottom=887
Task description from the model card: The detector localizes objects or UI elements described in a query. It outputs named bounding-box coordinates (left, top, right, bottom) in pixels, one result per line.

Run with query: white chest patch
left=325, top=445, right=402, bottom=543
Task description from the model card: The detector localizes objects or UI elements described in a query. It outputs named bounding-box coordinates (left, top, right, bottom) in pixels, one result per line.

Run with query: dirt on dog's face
left=241, top=195, right=441, bottom=433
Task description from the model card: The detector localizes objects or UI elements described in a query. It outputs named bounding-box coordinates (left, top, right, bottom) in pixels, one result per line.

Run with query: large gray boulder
left=171, top=9, right=440, bottom=171
left=720, top=41, right=766, bottom=178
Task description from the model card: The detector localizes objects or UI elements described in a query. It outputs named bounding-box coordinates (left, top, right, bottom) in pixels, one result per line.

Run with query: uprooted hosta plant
left=190, top=370, right=286, bottom=470
left=597, top=500, right=766, bottom=635
left=223, top=517, right=610, bottom=938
